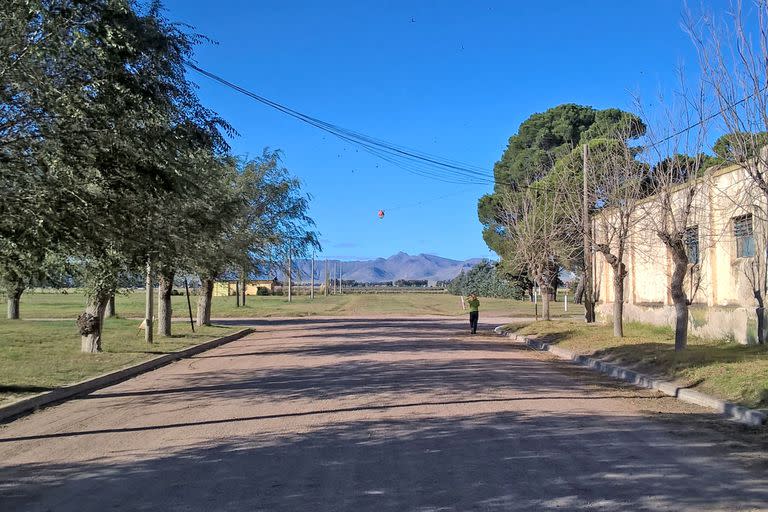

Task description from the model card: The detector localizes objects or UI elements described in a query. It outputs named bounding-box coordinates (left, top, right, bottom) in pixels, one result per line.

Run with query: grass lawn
left=0, top=318, right=237, bottom=406
left=8, top=291, right=585, bottom=320
left=511, top=320, right=768, bottom=410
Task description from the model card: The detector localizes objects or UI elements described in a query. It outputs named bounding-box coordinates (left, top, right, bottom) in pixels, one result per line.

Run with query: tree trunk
left=540, top=283, right=552, bottom=321
left=573, top=273, right=585, bottom=304
left=6, top=282, right=23, bottom=320
left=144, top=259, right=153, bottom=344
left=669, top=256, right=689, bottom=351
left=612, top=264, right=625, bottom=337
left=550, top=275, right=558, bottom=302
left=158, top=269, right=175, bottom=337
left=584, top=297, right=596, bottom=323
left=196, top=278, right=213, bottom=327
left=241, top=272, right=246, bottom=306
left=78, top=293, right=109, bottom=353
left=106, top=294, right=116, bottom=318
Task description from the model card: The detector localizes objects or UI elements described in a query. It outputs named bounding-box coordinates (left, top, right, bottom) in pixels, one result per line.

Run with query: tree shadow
left=1, top=410, right=766, bottom=511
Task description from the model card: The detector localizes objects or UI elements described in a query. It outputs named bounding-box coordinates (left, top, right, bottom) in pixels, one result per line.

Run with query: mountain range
left=279, top=252, right=484, bottom=283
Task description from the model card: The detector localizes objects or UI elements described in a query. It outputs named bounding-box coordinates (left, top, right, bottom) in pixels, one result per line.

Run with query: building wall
left=596, top=163, right=766, bottom=344
left=213, top=281, right=275, bottom=297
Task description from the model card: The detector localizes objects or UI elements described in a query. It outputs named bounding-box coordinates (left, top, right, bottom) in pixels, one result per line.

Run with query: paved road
left=1, top=316, right=767, bottom=511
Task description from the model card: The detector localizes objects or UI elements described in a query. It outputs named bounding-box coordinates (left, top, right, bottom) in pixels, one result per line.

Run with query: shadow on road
left=2, top=410, right=766, bottom=511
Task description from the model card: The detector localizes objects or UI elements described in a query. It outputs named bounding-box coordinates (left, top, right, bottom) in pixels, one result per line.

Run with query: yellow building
left=213, top=279, right=278, bottom=297
left=595, top=162, right=766, bottom=344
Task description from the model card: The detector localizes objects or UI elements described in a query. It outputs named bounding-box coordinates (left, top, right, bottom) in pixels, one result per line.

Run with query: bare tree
left=500, top=176, right=579, bottom=321
left=636, top=79, right=711, bottom=351
left=687, top=0, right=768, bottom=343
left=557, top=122, right=647, bottom=336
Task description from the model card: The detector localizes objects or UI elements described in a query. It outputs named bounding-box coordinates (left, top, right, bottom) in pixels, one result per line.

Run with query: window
left=733, top=214, right=755, bottom=258
left=685, top=226, right=699, bottom=264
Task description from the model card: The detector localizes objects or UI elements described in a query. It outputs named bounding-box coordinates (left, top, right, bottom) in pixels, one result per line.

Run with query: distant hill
left=274, top=252, right=485, bottom=284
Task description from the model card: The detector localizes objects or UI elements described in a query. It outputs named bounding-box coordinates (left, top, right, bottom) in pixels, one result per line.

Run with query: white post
left=311, top=253, right=315, bottom=300
left=287, top=251, right=292, bottom=302
left=145, top=258, right=153, bottom=344
left=564, top=293, right=568, bottom=312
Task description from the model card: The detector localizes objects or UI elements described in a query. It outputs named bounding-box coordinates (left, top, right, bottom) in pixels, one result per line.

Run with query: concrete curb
left=0, top=328, right=254, bottom=424
left=498, top=329, right=767, bottom=427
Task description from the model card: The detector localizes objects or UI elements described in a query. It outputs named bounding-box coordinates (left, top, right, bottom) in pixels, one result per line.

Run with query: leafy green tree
left=1, top=1, right=229, bottom=350
left=447, top=261, right=523, bottom=299
left=712, top=132, right=768, bottom=164
left=479, top=105, right=645, bottom=322
left=478, top=104, right=644, bottom=257
left=192, top=150, right=319, bottom=326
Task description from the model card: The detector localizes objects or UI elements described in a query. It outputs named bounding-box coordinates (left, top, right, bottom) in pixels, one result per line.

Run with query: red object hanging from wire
left=377, top=209, right=385, bottom=219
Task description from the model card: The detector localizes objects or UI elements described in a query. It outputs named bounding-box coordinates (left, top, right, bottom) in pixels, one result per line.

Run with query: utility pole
left=311, top=253, right=315, bottom=299
left=287, top=251, right=292, bottom=302
left=583, top=143, right=595, bottom=323
left=339, top=261, right=343, bottom=295
left=145, top=257, right=153, bottom=344
left=324, top=259, right=329, bottom=297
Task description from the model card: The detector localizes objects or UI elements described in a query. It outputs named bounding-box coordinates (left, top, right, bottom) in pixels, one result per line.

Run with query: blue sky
left=163, top=0, right=729, bottom=261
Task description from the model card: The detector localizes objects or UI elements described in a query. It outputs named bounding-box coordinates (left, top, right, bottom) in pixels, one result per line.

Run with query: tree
left=478, top=105, right=646, bottom=322
left=0, top=1, right=229, bottom=351
left=192, top=150, right=319, bottom=327
left=152, top=147, right=236, bottom=336
left=0, top=1, right=101, bottom=320
left=498, top=176, right=580, bottom=320
left=447, top=261, right=524, bottom=299
left=688, top=1, right=768, bottom=343
left=555, top=120, right=647, bottom=336
left=635, top=77, right=710, bottom=351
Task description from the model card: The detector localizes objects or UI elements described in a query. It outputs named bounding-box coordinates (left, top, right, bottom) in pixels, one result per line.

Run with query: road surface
left=1, top=316, right=767, bottom=511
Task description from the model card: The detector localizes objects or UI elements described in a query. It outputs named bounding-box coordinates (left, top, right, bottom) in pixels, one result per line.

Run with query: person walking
left=467, top=293, right=480, bottom=334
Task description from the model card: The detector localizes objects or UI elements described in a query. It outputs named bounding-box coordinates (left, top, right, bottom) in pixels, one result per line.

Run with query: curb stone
left=498, top=329, right=767, bottom=427
left=0, top=328, right=254, bottom=424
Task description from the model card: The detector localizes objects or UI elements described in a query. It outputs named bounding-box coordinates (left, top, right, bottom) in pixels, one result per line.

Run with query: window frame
left=684, top=225, right=699, bottom=264
left=733, top=214, right=756, bottom=258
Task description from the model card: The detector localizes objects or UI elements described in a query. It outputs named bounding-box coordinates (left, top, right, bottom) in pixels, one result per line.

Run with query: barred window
left=733, top=214, right=755, bottom=258
left=685, top=226, right=699, bottom=264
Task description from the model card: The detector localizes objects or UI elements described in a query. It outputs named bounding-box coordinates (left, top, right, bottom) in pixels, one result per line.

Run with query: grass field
left=0, top=319, right=237, bottom=406
left=8, top=291, right=585, bottom=320
left=512, top=320, right=768, bottom=410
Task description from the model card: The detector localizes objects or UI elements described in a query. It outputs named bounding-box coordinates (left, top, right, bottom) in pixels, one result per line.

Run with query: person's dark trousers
left=469, top=311, right=479, bottom=334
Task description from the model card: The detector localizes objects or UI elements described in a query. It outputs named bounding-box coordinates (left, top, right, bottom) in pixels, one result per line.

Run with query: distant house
left=213, top=278, right=279, bottom=297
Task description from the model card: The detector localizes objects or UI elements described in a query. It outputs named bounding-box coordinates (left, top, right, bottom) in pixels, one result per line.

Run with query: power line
left=186, top=63, right=505, bottom=187
left=648, top=85, right=768, bottom=148
left=186, top=62, right=765, bottom=193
